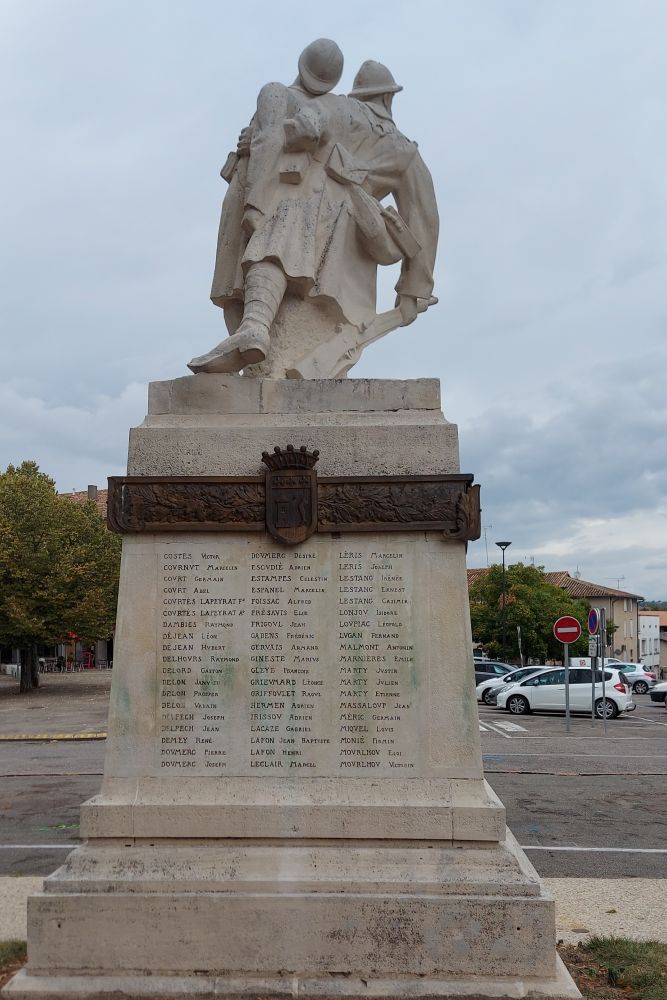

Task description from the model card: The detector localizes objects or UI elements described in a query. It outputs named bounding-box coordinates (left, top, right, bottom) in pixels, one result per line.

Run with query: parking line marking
left=481, top=734, right=664, bottom=741
left=479, top=720, right=513, bottom=739
left=479, top=724, right=488, bottom=732
left=521, top=846, right=667, bottom=854
left=484, top=752, right=667, bottom=759
left=633, top=716, right=667, bottom=729
left=494, top=721, right=528, bottom=732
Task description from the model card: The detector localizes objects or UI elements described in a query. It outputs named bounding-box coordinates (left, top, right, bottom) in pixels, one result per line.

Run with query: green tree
left=469, top=562, right=590, bottom=662
left=0, top=461, right=121, bottom=692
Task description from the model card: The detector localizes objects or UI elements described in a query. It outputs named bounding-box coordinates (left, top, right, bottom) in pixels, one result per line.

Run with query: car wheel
left=482, top=688, right=495, bottom=705
left=633, top=681, right=649, bottom=695
left=507, top=695, right=530, bottom=715
left=595, top=698, right=619, bottom=720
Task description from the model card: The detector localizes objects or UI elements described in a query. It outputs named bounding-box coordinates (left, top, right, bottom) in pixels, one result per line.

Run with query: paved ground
left=479, top=699, right=667, bottom=877
left=1, top=672, right=666, bottom=877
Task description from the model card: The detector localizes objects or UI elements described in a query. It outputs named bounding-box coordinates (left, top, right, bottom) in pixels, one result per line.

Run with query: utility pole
left=495, top=541, right=511, bottom=659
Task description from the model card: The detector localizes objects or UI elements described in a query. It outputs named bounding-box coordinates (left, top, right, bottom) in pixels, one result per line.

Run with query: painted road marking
left=0, top=732, right=107, bottom=741
left=478, top=734, right=663, bottom=741
left=484, top=752, right=667, bottom=759
left=479, top=724, right=488, bottom=732
left=3, top=843, right=667, bottom=855
left=521, top=846, right=667, bottom=854
left=493, top=721, right=528, bottom=732
left=634, top=716, right=667, bottom=729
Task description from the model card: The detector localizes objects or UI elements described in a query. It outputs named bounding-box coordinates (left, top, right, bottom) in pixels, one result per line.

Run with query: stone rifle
left=287, top=295, right=438, bottom=379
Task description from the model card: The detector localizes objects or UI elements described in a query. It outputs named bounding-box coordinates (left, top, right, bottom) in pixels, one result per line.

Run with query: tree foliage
left=469, top=562, right=590, bottom=662
left=0, top=461, right=121, bottom=691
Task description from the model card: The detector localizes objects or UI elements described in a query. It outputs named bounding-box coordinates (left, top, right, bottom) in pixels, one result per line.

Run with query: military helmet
left=349, top=60, right=403, bottom=99
left=297, top=38, right=344, bottom=95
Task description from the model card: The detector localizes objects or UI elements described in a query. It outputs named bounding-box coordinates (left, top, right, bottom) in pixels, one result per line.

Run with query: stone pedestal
left=5, top=377, right=579, bottom=1000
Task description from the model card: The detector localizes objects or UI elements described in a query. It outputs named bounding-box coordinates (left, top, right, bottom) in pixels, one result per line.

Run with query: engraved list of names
left=157, top=537, right=422, bottom=776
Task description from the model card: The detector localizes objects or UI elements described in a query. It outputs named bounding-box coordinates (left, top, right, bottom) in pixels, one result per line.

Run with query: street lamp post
left=495, top=541, right=512, bottom=658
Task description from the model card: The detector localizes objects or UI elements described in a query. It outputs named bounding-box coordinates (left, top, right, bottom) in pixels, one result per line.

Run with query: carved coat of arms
left=261, top=445, right=319, bottom=545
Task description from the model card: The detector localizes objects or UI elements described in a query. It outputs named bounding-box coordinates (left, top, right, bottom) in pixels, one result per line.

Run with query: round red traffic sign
left=553, top=615, right=582, bottom=644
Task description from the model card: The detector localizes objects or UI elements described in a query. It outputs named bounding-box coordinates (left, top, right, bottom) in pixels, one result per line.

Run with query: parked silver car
left=605, top=663, right=656, bottom=694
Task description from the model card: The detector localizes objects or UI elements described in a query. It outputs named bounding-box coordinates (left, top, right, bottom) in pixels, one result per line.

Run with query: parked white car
left=476, top=666, right=547, bottom=705
left=494, top=666, right=635, bottom=719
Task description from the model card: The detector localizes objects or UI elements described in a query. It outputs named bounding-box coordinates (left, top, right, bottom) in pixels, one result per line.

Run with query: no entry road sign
left=553, top=616, right=582, bottom=644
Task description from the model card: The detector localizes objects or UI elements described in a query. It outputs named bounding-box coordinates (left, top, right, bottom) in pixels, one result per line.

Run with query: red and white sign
left=553, top=616, right=582, bottom=644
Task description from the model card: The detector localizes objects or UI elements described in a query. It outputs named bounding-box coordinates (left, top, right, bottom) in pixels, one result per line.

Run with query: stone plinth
left=5, top=377, right=579, bottom=1000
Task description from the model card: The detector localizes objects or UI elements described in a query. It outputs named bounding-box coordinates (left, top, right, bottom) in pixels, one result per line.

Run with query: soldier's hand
left=396, top=295, right=419, bottom=326
left=242, top=207, right=263, bottom=235
left=237, top=127, right=252, bottom=155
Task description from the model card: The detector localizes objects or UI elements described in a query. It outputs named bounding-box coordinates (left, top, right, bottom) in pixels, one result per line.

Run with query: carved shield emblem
left=262, top=446, right=319, bottom=545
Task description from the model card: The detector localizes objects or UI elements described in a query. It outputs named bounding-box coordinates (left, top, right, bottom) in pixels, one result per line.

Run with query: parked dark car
left=649, top=681, right=667, bottom=703
left=473, top=659, right=513, bottom=685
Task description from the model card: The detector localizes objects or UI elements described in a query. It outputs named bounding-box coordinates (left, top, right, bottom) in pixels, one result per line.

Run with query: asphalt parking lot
left=1, top=672, right=666, bottom=878
left=481, top=697, right=667, bottom=876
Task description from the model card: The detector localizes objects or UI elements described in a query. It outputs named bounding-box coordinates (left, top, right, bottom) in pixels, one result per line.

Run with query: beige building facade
left=544, top=573, right=643, bottom=662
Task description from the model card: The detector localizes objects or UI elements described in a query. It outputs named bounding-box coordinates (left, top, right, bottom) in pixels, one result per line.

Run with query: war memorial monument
left=6, top=39, right=580, bottom=1000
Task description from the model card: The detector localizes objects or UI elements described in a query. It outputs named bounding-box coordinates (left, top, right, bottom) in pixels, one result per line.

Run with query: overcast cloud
left=1, top=0, right=665, bottom=597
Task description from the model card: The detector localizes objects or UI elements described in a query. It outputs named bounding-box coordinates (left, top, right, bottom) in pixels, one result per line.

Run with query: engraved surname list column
left=336, top=541, right=420, bottom=775
left=284, top=548, right=330, bottom=770
left=158, top=549, right=200, bottom=771
left=337, top=547, right=377, bottom=771
left=249, top=548, right=291, bottom=771
left=157, top=545, right=246, bottom=774
left=370, top=545, right=418, bottom=772
left=194, top=549, right=243, bottom=771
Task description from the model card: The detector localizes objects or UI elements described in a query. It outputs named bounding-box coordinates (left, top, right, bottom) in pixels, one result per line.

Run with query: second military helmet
left=349, top=60, right=403, bottom=99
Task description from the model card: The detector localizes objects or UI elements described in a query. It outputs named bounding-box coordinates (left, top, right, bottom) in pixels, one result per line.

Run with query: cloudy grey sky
left=1, top=0, right=665, bottom=597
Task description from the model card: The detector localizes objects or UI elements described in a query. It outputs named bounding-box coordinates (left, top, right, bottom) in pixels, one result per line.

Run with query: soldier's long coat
left=210, top=84, right=438, bottom=330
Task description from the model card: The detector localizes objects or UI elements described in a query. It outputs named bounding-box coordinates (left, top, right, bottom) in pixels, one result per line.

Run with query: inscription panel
left=156, top=536, right=423, bottom=776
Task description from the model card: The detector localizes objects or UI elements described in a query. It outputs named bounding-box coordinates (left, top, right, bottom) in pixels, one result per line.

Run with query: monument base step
left=2, top=834, right=578, bottom=998
left=5, top=956, right=580, bottom=1000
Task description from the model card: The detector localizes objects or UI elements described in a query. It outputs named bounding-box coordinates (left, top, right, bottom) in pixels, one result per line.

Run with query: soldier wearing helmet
left=189, top=45, right=438, bottom=376
left=190, top=39, right=345, bottom=374
left=346, top=60, right=438, bottom=328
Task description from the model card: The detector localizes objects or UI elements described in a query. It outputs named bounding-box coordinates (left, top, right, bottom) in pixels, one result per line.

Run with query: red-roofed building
left=61, top=484, right=108, bottom=519
left=467, top=567, right=644, bottom=662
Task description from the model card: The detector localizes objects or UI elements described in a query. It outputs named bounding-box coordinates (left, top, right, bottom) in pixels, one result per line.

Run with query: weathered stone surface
left=149, top=375, right=441, bottom=415
left=188, top=42, right=439, bottom=378
left=6, top=378, right=578, bottom=1000
left=6, top=958, right=581, bottom=1000
left=134, top=376, right=456, bottom=478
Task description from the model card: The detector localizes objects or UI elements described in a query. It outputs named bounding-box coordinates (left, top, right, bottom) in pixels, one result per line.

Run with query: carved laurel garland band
left=107, top=473, right=481, bottom=542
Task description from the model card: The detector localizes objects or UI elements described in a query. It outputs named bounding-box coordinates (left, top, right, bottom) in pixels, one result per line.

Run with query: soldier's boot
left=188, top=262, right=287, bottom=374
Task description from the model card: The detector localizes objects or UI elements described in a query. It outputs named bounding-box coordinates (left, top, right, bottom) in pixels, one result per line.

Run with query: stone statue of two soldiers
left=189, top=39, right=439, bottom=379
